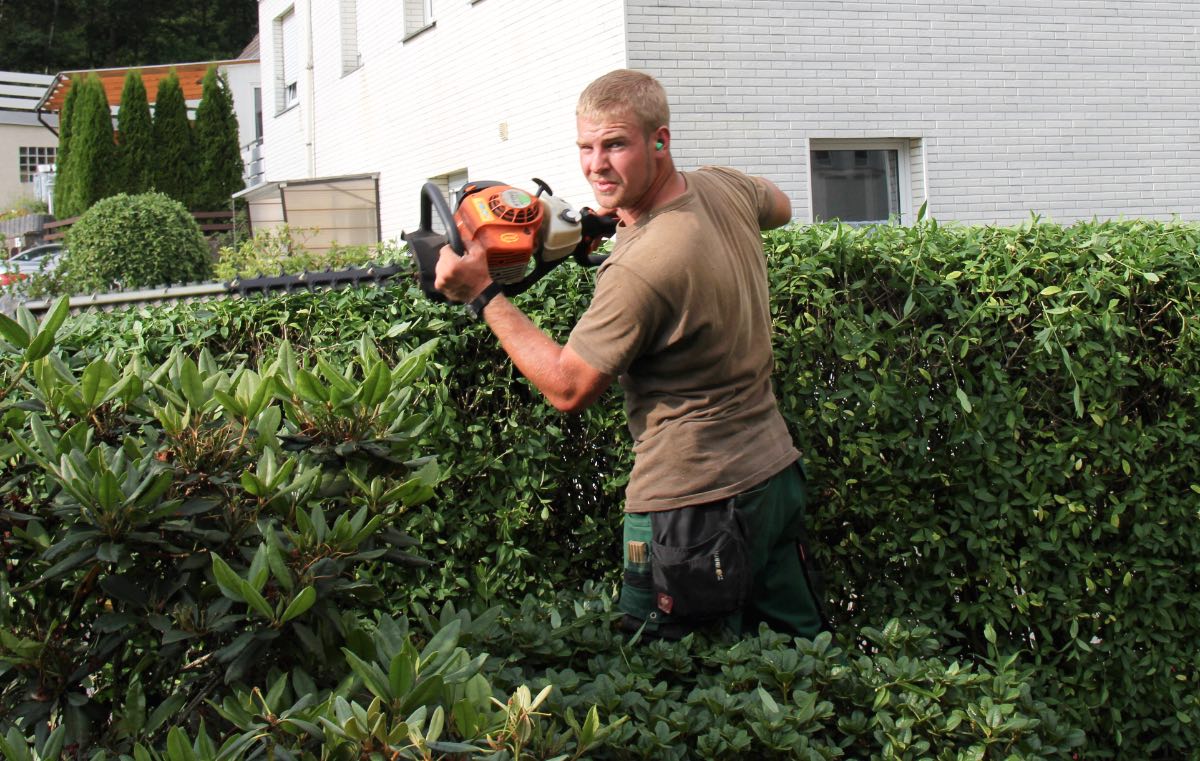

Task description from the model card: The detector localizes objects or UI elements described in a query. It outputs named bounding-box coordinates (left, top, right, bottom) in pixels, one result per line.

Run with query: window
left=19, top=146, right=55, bottom=183
left=809, top=139, right=913, bottom=225
left=427, top=169, right=468, bottom=233
left=274, top=7, right=300, bottom=112
left=340, top=0, right=362, bottom=74
left=404, top=0, right=434, bottom=39
left=252, top=88, right=263, bottom=141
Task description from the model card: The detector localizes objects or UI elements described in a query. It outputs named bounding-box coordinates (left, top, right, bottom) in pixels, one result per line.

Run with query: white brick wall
left=627, top=0, right=1200, bottom=224
left=258, top=0, right=627, bottom=242
left=257, top=0, right=1200, bottom=234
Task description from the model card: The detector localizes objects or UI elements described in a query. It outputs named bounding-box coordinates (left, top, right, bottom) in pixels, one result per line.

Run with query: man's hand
left=434, top=237, right=492, bottom=303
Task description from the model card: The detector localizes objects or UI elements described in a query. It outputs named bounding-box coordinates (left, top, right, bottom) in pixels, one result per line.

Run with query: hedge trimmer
left=403, top=178, right=617, bottom=301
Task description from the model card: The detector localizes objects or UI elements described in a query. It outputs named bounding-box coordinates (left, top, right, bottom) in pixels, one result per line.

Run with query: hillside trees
left=0, top=0, right=257, bottom=73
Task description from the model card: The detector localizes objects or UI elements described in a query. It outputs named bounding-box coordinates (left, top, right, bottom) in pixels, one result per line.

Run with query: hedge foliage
left=4, top=216, right=1199, bottom=758
left=116, top=70, right=154, bottom=197
left=151, top=72, right=195, bottom=209
left=214, top=228, right=406, bottom=281
left=192, top=66, right=244, bottom=211
left=58, top=192, right=213, bottom=293
left=56, top=75, right=116, bottom=219
left=1, top=299, right=1077, bottom=761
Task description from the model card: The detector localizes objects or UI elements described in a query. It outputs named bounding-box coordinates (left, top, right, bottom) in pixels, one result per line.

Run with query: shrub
left=57, top=75, right=116, bottom=217
left=0, top=291, right=1082, bottom=758
left=12, top=216, right=1200, bottom=758
left=51, top=80, right=79, bottom=218
left=57, top=192, right=213, bottom=293
left=0, top=302, right=443, bottom=750
left=192, top=65, right=245, bottom=210
left=116, top=70, right=154, bottom=196
left=151, top=71, right=195, bottom=208
left=214, top=227, right=406, bottom=280
left=0, top=196, right=48, bottom=222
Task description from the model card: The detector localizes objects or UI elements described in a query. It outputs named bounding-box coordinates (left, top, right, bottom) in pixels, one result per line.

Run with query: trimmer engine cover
left=456, top=183, right=544, bottom=285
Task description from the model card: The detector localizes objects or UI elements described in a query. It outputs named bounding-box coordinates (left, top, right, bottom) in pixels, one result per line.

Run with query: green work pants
left=618, top=462, right=826, bottom=640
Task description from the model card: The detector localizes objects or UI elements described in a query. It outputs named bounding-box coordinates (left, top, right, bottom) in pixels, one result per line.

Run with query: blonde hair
left=577, top=69, right=669, bottom=137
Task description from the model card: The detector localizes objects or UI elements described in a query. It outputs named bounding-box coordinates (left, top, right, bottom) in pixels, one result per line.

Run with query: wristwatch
left=466, top=281, right=503, bottom=320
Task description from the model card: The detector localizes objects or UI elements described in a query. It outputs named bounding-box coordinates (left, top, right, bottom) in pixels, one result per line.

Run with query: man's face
left=576, top=111, right=656, bottom=211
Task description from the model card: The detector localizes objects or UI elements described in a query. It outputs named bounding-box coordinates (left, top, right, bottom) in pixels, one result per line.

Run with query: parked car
left=1, top=242, right=64, bottom=286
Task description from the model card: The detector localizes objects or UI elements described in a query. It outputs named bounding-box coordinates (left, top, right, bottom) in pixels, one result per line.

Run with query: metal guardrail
left=18, top=262, right=408, bottom=317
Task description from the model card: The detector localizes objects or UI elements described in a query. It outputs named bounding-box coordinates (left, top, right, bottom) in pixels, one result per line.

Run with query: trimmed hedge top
left=60, top=192, right=213, bottom=292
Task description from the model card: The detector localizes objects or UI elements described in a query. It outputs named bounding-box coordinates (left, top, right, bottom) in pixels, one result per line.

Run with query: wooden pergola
left=35, top=58, right=255, bottom=117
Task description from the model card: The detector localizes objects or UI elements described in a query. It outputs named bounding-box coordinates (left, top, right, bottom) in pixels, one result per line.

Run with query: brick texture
left=626, top=0, right=1200, bottom=224
left=258, top=0, right=1200, bottom=237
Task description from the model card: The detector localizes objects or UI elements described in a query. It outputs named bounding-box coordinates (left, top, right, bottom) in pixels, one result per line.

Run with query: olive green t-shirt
left=566, top=166, right=799, bottom=513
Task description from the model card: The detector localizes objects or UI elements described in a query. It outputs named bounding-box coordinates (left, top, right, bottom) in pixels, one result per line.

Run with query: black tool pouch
left=650, top=501, right=753, bottom=621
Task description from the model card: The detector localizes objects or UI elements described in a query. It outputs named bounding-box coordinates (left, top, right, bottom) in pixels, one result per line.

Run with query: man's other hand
left=434, top=237, right=492, bottom=303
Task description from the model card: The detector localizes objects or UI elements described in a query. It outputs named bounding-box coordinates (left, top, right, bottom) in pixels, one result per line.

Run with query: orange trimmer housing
left=455, top=183, right=544, bottom=284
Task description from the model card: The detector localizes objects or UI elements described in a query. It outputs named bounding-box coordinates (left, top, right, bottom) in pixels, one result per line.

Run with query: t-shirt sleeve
left=699, top=165, right=776, bottom=229
left=566, top=262, right=668, bottom=377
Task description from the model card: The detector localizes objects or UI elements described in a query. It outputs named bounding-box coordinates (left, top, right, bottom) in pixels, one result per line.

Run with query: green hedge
left=8, top=216, right=1200, bottom=758
left=1, top=296, right=1078, bottom=760
left=767, top=218, right=1200, bottom=757
left=58, top=192, right=213, bottom=293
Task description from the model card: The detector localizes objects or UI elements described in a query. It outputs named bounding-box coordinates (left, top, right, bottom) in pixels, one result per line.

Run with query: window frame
left=403, top=0, right=436, bottom=41
left=340, top=0, right=363, bottom=75
left=274, top=6, right=300, bottom=114
left=18, top=146, right=56, bottom=184
left=807, top=138, right=914, bottom=226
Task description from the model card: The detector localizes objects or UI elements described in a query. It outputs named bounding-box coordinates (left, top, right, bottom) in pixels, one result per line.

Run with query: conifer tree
left=116, top=69, right=154, bottom=195
left=52, top=78, right=80, bottom=217
left=192, top=65, right=245, bottom=210
left=68, top=74, right=118, bottom=215
left=151, top=70, right=195, bottom=207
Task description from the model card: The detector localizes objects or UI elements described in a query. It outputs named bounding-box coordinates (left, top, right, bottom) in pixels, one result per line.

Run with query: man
left=435, top=69, right=825, bottom=640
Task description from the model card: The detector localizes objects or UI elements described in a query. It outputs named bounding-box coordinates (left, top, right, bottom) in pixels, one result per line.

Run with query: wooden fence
left=43, top=210, right=234, bottom=242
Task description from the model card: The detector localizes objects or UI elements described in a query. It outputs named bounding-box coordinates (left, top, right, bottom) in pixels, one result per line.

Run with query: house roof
left=1, top=71, right=55, bottom=113
left=239, top=35, right=261, bottom=61
left=36, top=58, right=259, bottom=114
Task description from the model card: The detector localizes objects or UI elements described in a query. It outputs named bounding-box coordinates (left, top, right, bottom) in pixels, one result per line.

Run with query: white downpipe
left=304, top=0, right=316, bottom=177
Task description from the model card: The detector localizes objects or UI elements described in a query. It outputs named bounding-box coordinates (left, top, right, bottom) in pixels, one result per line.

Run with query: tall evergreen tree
left=192, top=65, right=245, bottom=210
left=116, top=70, right=155, bottom=195
left=151, top=70, right=196, bottom=207
left=66, top=74, right=118, bottom=216
left=52, top=79, right=80, bottom=217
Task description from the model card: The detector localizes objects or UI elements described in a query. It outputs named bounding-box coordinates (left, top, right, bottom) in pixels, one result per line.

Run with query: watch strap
left=466, top=281, right=503, bottom=319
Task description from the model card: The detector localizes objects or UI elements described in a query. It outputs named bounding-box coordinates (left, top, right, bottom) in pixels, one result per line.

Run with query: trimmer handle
left=574, top=207, right=617, bottom=267
left=419, top=182, right=463, bottom=254
left=402, top=182, right=461, bottom=302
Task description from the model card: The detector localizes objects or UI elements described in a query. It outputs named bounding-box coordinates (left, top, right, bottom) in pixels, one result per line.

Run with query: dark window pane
left=811, top=149, right=900, bottom=223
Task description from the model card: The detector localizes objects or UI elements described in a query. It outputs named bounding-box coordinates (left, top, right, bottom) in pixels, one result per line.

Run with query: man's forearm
left=480, top=295, right=609, bottom=413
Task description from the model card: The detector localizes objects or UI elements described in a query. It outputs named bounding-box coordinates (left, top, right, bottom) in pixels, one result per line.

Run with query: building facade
left=0, top=71, right=58, bottom=211
left=254, top=0, right=1200, bottom=243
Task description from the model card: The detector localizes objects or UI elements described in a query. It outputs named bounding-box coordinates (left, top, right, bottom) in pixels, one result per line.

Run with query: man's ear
left=654, top=127, right=670, bottom=152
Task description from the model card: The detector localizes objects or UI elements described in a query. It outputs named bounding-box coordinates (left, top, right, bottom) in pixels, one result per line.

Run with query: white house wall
left=625, top=0, right=1200, bottom=224
left=221, top=61, right=262, bottom=153
left=0, top=119, right=58, bottom=208
left=258, top=0, right=628, bottom=243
